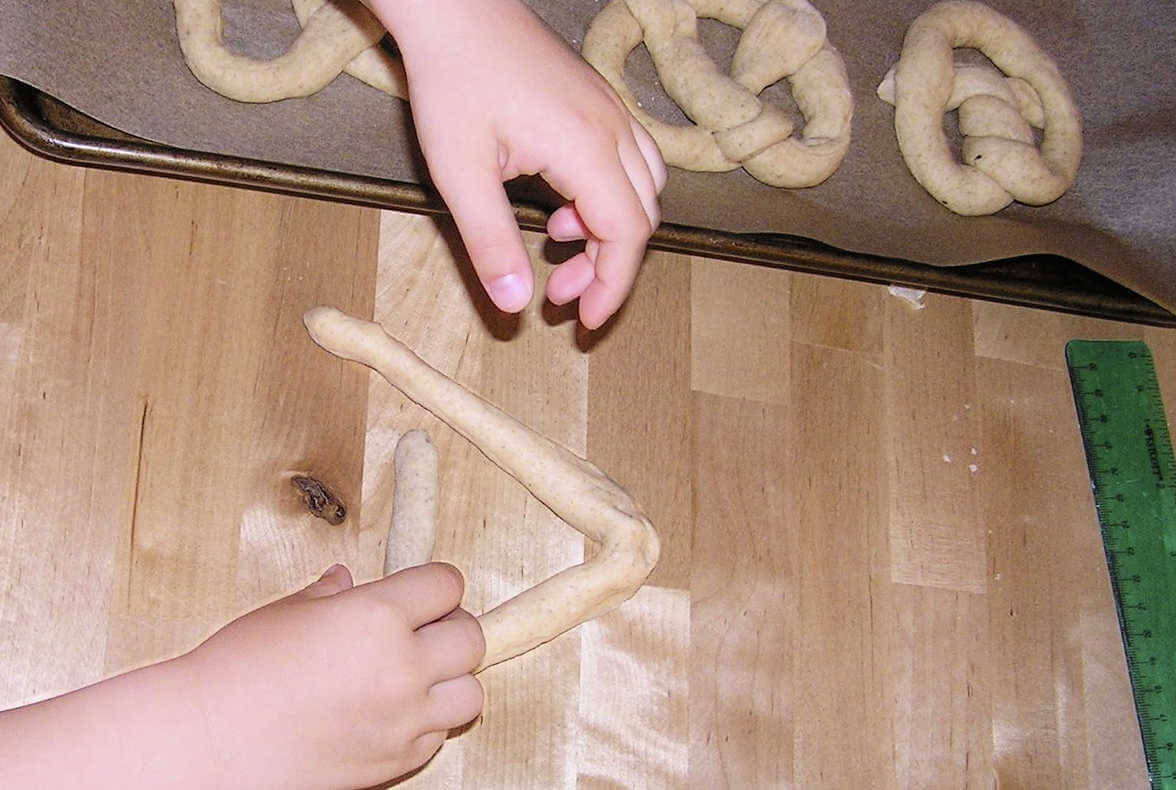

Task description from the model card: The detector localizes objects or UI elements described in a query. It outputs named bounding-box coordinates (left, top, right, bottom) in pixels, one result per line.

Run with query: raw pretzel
left=303, top=307, right=660, bottom=672
left=289, top=0, right=407, bottom=98
left=173, top=0, right=407, bottom=102
left=582, top=0, right=853, bottom=188
left=878, top=0, right=1081, bottom=215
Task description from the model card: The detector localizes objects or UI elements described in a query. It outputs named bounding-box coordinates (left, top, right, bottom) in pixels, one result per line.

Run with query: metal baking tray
left=3, top=76, right=1171, bottom=327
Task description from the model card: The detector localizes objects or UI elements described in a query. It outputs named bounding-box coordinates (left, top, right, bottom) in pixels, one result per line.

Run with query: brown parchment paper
left=2, top=0, right=1173, bottom=311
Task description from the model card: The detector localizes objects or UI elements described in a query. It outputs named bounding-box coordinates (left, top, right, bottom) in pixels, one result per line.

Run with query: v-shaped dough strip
left=303, top=307, right=660, bottom=672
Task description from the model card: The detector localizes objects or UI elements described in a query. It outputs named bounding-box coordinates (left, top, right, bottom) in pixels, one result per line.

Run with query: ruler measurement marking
left=1067, top=340, right=1176, bottom=790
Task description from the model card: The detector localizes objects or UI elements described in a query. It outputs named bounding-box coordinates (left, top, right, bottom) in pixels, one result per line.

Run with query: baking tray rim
left=2, top=76, right=1170, bottom=328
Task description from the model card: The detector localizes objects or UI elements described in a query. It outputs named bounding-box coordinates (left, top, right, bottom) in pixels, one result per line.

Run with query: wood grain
left=691, top=257, right=791, bottom=404
left=884, top=294, right=986, bottom=594
left=0, top=126, right=1166, bottom=788
left=690, top=394, right=794, bottom=788
left=789, top=340, right=894, bottom=788
left=979, top=357, right=1147, bottom=789
left=0, top=130, right=377, bottom=706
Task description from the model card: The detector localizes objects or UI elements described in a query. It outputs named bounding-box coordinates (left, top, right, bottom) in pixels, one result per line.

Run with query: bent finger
left=617, top=136, right=662, bottom=232
left=295, top=563, right=354, bottom=600
left=426, top=674, right=485, bottom=732
left=430, top=154, right=534, bottom=313
left=631, top=118, right=668, bottom=194
left=415, top=608, right=486, bottom=680
left=547, top=203, right=589, bottom=242
left=576, top=242, right=644, bottom=330
left=407, top=730, right=447, bottom=772
left=545, top=246, right=597, bottom=306
left=543, top=151, right=651, bottom=329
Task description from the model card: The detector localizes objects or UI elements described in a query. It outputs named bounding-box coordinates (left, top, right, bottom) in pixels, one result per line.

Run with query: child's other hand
left=183, top=562, right=484, bottom=790
left=375, top=0, right=667, bottom=329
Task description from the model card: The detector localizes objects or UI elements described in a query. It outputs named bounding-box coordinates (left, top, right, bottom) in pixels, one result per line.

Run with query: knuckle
left=594, top=206, right=648, bottom=244
left=621, top=210, right=654, bottom=242
left=364, top=596, right=410, bottom=634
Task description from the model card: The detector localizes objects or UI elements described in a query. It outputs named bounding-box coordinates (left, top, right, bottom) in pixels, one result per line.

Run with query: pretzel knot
left=877, top=0, right=1081, bottom=215
left=583, top=0, right=853, bottom=188
left=173, top=0, right=407, bottom=102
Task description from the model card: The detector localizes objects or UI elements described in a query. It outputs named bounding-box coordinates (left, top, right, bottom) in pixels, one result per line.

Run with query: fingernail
left=486, top=273, right=531, bottom=312
left=322, top=563, right=345, bottom=578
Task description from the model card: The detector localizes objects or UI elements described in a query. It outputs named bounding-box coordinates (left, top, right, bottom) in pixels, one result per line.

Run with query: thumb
left=430, top=155, right=534, bottom=313
left=297, top=563, right=354, bottom=599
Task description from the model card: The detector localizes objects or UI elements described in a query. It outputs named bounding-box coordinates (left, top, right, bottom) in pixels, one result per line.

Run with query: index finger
left=367, top=562, right=466, bottom=629
left=577, top=239, right=641, bottom=330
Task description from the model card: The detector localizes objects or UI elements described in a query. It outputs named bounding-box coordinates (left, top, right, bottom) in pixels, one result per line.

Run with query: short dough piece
left=583, top=0, right=853, bottom=187
left=304, top=307, right=660, bottom=672
left=879, top=0, right=1081, bottom=215
left=385, top=430, right=439, bottom=575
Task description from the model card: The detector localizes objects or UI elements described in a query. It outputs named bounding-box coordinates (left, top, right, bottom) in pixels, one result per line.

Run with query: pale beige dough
left=304, top=307, right=660, bottom=672
left=173, top=0, right=407, bottom=102
left=878, top=0, right=1081, bottom=215
left=385, top=429, right=438, bottom=575
left=289, top=0, right=407, bottom=98
left=878, top=62, right=1044, bottom=130
left=582, top=0, right=853, bottom=188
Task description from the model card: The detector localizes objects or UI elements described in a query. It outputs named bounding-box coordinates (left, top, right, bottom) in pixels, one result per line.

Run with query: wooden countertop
left=0, top=127, right=1164, bottom=788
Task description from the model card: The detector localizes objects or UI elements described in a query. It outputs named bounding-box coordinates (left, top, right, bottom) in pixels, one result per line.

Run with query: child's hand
left=185, top=562, right=484, bottom=790
left=373, top=0, right=667, bottom=329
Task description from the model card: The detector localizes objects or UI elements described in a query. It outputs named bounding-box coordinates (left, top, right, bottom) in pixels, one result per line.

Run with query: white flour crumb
left=888, top=285, right=927, bottom=310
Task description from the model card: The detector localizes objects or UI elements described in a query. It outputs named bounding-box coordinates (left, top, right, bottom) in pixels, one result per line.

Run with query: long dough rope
left=582, top=0, right=853, bottom=188
left=173, top=0, right=407, bottom=102
left=304, top=307, right=661, bottom=672
left=877, top=0, right=1081, bottom=215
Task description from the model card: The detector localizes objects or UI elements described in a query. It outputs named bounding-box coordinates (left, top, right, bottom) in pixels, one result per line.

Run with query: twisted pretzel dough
left=583, top=0, right=853, bottom=187
left=878, top=0, right=1081, bottom=215
left=173, top=0, right=406, bottom=102
left=877, top=62, right=1044, bottom=130
left=304, top=307, right=660, bottom=672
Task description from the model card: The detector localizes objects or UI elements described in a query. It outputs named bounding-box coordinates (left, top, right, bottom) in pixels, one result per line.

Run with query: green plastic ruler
left=1067, top=340, right=1176, bottom=789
